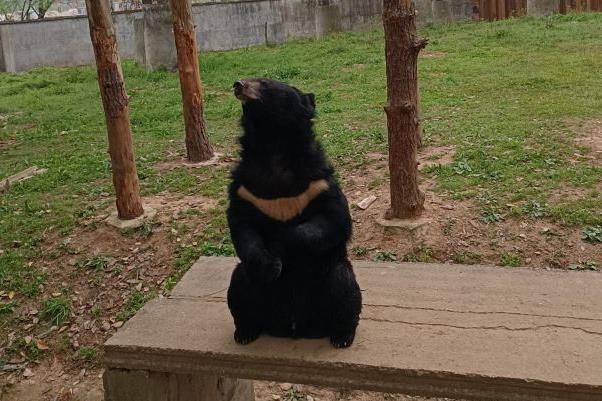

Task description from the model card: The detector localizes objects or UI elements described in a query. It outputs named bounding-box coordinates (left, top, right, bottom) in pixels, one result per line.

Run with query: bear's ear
left=301, top=93, right=316, bottom=118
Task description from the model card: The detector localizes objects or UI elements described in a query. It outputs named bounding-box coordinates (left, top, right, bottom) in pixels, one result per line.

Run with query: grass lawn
left=0, top=13, right=601, bottom=377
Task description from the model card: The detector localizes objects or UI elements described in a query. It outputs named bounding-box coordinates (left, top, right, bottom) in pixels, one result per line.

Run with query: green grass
left=0, top=14, right=601, bottom=298
left=117, top=290, right=153, bottom=322
left=582, top=225, right=602, bottom=243
left=40, top=296, right=71, bottom=325
left=89, top=305, right=103, bottom=319
left=499, top=252, right=523, bottom=267
left=75, top=255, right=114, bottom=270
left=373, top=250, right=398, bottom=262
left=453, top=251, right=483, bottom=265
left=568, top=260, right=599, bottom=271
left=78, top=346, right=98, bottom=363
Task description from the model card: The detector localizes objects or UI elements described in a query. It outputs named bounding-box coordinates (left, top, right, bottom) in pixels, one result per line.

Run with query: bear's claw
left=330, top=331, right=356, bottom=348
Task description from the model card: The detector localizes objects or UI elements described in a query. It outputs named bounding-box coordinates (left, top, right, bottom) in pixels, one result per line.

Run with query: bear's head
left=233, top=78, right=316, bottom=128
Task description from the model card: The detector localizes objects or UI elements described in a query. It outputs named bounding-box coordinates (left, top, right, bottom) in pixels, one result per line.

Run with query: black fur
left=226, top=78, right=362, bottom=348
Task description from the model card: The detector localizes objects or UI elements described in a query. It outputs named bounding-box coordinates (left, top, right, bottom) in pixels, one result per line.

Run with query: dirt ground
left=1, top=139, right=600, bottom=401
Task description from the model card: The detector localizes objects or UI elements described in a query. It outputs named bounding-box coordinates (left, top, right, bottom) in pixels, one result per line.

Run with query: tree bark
left=383, top=0, right=426, bottom=220
left=169, top=0, right=214, bottom=163
left=85, top=0, right=144, bottom=220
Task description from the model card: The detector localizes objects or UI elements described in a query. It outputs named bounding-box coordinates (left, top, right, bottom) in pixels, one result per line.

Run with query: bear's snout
left=233, top=79, right=261, bottom=102
left=233, top=80, right=246, bottom=97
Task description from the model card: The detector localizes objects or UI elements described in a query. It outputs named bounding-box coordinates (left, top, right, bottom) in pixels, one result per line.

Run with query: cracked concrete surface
left=104, top=257, right=602, bottom=401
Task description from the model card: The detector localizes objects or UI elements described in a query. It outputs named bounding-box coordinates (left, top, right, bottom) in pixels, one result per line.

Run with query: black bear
left=226, top=78, right=362, bottom=348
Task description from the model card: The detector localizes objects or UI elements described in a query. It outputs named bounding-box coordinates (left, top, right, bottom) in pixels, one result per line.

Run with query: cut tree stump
left=104, top=257, right=602, bottom=401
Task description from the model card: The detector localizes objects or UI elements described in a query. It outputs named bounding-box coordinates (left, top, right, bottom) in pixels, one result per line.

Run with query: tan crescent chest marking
left=237, top=179, right=329, bottom=222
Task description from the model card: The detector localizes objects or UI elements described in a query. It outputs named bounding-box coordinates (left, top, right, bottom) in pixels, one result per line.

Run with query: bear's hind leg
left=227, top=263, right=266, bottom=345
left=325, top=261, right=362, bottom=348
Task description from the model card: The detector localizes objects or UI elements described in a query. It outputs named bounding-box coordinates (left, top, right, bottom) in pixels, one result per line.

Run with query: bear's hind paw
left=234, top=328, right=261, bottom=345
left=330, top=331, right=356, bottom=348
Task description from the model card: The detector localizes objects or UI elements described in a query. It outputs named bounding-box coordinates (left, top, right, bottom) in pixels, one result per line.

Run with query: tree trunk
left=85, top=0, right=144, bottom=220
left=169, top=0, right=214, bottom=163
left=383, top=0, right=426, bottom=220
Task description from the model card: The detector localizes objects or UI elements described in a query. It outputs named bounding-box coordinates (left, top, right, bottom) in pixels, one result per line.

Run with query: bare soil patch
left=1, top=192, right=222, bottom=400
left=154, top=152, right=233, bottom=172
left=255, top=382, right=458, bottom=401
left=343, top=149, right=600, bottom=269
left=0, top=140, right=17, bottom=151
left=418, top=145, right=456, bottom=170
left=420, top=51, right=446, bottom=59
left=341, top=63, right=368, bottom=72
left=569, top=119, right=602, bottom=165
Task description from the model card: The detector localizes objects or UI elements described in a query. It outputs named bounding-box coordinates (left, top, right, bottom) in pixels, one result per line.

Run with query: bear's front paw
left=250, top=255, right=282, bottom=283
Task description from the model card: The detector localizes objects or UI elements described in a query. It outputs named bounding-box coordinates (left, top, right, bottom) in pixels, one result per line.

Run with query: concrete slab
left=106, top=206, right=157, bottom=230
left=105, top=257, right=602, bottom=401
left=376, top=217, right=431, bottom=233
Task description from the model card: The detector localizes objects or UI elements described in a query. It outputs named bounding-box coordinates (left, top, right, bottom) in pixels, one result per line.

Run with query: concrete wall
left=0, top=11, right=141, bottom=73
left=527, top=0, right=560, bottom=16
left=0, top=0, right=472, bottom=73
left=194, top=0, right=284, bottom=52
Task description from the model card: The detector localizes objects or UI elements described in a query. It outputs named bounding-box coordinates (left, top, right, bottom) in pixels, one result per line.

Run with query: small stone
left=24, top=336, right=32, bottom=344
left=112, top=321, right=124, bottom=329
left=356, top=195, right=377, bottom=210
left=307, top=396, right=314, bottom=401
left=23, top=368, right=34, bottom=377
left=271, top=396, right=281, bottom=400
left=102, top=322, right=111, bottom=331
left=279, top=383, right=292, bottom=391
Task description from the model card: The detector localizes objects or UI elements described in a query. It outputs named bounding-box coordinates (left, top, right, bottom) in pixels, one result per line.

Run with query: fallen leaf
left=36, top=340, right=50, bottom=350
left=8, top=291, right=15, bottom=300
left=24, top=336, right=32, bottom=345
